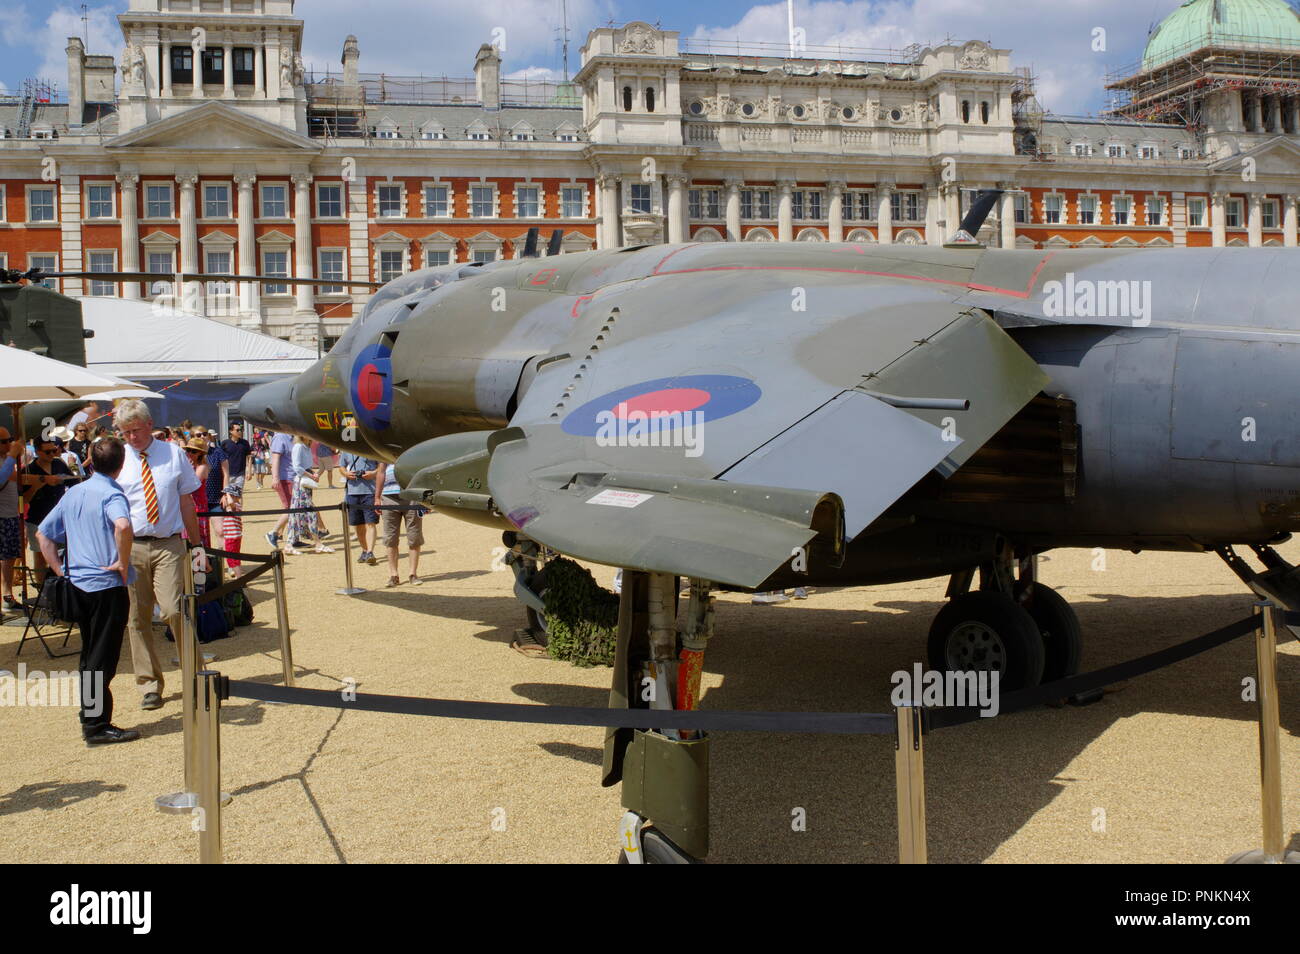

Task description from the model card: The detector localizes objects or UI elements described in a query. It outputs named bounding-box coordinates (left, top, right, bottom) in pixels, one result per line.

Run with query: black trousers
left=73, top=583, right=130, bottom=733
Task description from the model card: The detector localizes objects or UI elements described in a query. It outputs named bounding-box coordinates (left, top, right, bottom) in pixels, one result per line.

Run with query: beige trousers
left=126, top=535, right=186, bottom=696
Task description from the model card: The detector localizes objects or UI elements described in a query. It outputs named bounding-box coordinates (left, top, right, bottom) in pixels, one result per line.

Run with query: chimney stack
left=475, top=43, right=501, bottom=110
left=342, top=34, right=360, bottom=87
left=66, top=37, right=85, bottom=126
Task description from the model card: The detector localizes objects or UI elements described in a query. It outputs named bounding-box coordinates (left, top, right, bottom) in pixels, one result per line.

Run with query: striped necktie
left=140, top=449, right=160, bottom=526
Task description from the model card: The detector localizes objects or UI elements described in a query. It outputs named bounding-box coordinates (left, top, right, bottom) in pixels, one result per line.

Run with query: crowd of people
left=3, top=398, right=431, bottom=747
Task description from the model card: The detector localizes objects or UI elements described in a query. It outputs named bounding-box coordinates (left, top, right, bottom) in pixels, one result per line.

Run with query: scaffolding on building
left=1105, top=33, right=1300, bottom=125
left=14, top=78, right=59, bottom=139
left=1011, top=65, right=1048, bottom=159
left=304, top=69, right=581, bottom=140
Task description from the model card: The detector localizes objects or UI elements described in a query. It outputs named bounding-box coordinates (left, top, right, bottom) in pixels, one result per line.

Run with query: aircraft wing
left=486, top=277, right=1048, bottom=587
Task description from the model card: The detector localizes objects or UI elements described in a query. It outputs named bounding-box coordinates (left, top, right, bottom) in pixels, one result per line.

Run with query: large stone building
left=3, top=0, right=1300, bottom=349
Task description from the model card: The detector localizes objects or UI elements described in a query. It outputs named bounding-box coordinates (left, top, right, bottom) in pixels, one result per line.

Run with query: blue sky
left=3, top=1, right=1298, bottom=116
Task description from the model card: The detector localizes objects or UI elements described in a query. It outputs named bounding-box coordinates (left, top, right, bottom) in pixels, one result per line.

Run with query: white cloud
left=36, top=4, right=120, bottom=90
left=686, top=0, right=1186, bottom=115
left=298, top=0, right=614, bottom=81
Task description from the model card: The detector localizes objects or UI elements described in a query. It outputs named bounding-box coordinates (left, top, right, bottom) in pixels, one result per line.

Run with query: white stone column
left=235, top=173, right=257, bottom=318
left=1248, top=193, right=1263, bottom=247
left=926, top=183, right=942, bottom=245
left=254, top=42, right=265, bottom=96
left=724, top=177, right=742, bottom=242
left=117, top=173, right=140, bottom=299
left=1211, top=191, right=1226, bottom=247
left=1000, top=188, right=1017, bottom=248
left=162, top=41, right=173, bottom=96
left=1285, top=195, right=1298, bottom=247
left=599, top=174, right=619, bottom=248
left=827, top=180, right=844, bottom=242
left=190, top=37, right=203, bottom=98
left=666, top=175, right=685, bottom=243
left=223, top=41, right=234, bottom=98
left=943, top=184, right=960, bottom=238
left=777, top=180, right=793, bottom=242
left=292, top=173, right=315, bottom=317
left=877, top=180, right=893, bottom=245
left=177, top=174, right=198, bottom=273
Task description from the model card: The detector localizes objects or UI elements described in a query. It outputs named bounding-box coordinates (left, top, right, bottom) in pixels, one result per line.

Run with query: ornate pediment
left=1210, top=136, right=1300, bottom=178
left=106, top=101, right=320, bottom=153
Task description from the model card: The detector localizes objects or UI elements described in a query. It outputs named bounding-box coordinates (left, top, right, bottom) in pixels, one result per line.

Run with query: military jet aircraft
left=65, top=200, right=1300, bottom=862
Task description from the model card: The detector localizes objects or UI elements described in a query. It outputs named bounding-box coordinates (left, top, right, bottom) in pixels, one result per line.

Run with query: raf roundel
left=349, top=342, right=394, bottom=431
left=561, top=374, right=762, bottom=437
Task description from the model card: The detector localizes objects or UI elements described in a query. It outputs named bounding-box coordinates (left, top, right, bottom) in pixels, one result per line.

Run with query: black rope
left=195, top=557, right=278, bottom=606
left=225, top=680, right=896, bottom=735
left=927, top=614, right=1258, bottom=730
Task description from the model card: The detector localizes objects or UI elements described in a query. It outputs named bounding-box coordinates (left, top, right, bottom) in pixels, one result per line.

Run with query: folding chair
left=16, top=567, right=79, bottom=659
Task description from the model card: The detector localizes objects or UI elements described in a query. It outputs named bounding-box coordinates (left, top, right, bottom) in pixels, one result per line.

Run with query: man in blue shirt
left=337, top=449, right=379, bottom=565
left=37, top=437, right=140, bottom=746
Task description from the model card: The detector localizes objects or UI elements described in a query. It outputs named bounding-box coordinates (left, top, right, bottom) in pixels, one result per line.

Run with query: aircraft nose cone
left=240, top=377, right=307, bottom=433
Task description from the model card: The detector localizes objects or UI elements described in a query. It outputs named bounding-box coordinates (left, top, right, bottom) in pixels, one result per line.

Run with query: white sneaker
left=751, top=591, right=790, bottom=605
left=792, top=587, right=809, bottom=600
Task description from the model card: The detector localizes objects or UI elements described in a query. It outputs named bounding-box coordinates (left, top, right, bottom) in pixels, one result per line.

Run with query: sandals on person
left=314, top=544, right=336, bottom=554
left=386, top=575, right=400, bottom=587
left=408, top=575, right=422, bottom=586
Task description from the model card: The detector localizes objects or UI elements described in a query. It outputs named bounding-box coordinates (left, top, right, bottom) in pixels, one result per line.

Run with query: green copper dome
left=1142, top=0, right=1300, bottom=69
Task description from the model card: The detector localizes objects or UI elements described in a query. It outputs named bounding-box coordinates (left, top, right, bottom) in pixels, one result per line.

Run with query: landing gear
left=1022, top=583, right=1082, bottom=682
left=929, top=547, right=1084, bottom=691
left=927, top=591, right=1045, bottom=690
left=603, top=571, right=714, bottom=862
left=616, top=812, right=700, bottom=864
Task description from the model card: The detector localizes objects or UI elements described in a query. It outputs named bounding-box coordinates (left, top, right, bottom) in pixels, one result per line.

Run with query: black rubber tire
left=617, top=827, right=700, bottom=864
left=523, top=564, right=550, bottom=647
left=927, top=591, right=1046, bottom=691
left=1023, top=584, right=1082, bottom=683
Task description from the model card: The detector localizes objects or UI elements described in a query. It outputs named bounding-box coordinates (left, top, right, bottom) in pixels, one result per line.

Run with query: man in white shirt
left=113, top=399, right=209, bottom=711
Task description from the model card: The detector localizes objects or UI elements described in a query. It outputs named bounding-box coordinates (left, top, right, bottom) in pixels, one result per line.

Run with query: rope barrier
left=224, top=679, right=897, bottom=735
left=198, top=502, right=429, bottom=518
left=195, top=555, right=279, bottom=607
left=927, top=614, right=1258, bottom=729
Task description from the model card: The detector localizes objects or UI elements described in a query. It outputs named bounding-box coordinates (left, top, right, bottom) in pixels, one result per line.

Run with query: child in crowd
left=221, top=484, right=243, bottom=574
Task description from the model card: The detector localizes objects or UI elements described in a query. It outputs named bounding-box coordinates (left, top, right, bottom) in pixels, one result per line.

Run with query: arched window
left=961, top=100, right=971, bottom=123
left=645, top=87, right=655, bottom=112
left=980, top=101, right=990, bottom=124
left=623, top=86, right=633, bottom=112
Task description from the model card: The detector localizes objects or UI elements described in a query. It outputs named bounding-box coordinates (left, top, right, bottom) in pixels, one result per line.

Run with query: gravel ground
left=1, top=483, right=1296, bottom=863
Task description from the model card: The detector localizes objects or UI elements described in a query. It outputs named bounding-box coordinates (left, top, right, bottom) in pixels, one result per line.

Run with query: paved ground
left=1, top=483, right=1296, bottom=863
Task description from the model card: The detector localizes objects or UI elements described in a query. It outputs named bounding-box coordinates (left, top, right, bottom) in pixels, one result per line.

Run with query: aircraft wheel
left=927, top=591, right=1046, bottom=691
left=1023, top=584, right=1082, bottom=683
left=617, top=827, right=700, bottom=864
left=523, top=564, right=551, bottom=647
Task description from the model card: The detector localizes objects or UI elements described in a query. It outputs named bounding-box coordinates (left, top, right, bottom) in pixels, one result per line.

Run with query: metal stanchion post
left=894, top=704, right=927, bottom=864
left=157, top=556, right=230, bottom=813
left=1227, top=602, right=1299, bottom=864
left=271, top=551, right=295, bottom=686
left=336, top=500, right=365, bottom=595
left=196, top=670, right=224, bottom=864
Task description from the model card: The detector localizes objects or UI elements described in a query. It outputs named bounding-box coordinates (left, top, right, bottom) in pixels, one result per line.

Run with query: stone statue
left=121, top=44, right=145, bottom=87
left=280, top=48, right=294, bottom=88
left=293, top=53, right=305, bottom=86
